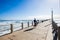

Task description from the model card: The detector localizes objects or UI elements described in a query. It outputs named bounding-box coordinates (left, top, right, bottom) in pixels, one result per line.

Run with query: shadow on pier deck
left=52, top=20, right=60, bottom=40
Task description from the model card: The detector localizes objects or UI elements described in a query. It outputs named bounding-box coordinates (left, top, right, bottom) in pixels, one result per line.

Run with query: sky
left=0, top=0, right=60, bottom=20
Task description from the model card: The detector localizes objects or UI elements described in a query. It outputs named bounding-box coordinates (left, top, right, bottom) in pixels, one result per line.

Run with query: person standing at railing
left=33, top=18, right=37, bottom=27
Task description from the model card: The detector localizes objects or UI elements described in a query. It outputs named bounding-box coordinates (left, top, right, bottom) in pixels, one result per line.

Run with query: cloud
left=45, top=0, right=59, bottom=8
left=47, top=0, right=58, bottom=3
left=27, top=15, right=51, bottom=20
left=58, top=0, right=60, bottom=8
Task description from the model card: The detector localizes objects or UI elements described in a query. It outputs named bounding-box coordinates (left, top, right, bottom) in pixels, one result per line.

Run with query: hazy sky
left=0, top=0, right=59, bottom=20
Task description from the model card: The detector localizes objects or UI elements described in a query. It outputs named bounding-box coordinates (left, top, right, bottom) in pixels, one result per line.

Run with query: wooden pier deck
left=0, top=20, right=53, bottom=40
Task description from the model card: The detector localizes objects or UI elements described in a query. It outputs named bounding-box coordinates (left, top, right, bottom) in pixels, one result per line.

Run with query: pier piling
left=32, top=21, right=33, bottom=26
left=21, top=22, right=23, bottom=29
left=10, top=24, right=13, bottom=33
left=28, top=22, right=29, bottom=27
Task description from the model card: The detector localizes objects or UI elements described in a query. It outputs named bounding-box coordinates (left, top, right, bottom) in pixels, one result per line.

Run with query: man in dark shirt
left=33, top=18, right=37, bottom=26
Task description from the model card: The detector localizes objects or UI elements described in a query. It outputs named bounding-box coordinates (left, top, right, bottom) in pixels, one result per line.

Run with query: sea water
left=0, top=20, right=33, bottom=36
left=54, top=19, right=60, bottom=26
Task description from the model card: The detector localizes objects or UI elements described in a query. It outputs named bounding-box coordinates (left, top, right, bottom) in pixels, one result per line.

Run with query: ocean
left=0, top=20, right=33, bottom=36
left=54, top=19, right=60, bottom=27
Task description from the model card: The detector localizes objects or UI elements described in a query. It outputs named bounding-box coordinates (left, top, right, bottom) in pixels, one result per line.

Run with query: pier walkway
left=0, top=20, right=53, bottom=40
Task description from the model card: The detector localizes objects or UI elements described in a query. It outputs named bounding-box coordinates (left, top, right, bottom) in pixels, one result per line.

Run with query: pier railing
left=56, top=23, right=60, bottom=40
left=0, top=21, right=35, bottom=36
left=52, top=21, right=60, bottom=40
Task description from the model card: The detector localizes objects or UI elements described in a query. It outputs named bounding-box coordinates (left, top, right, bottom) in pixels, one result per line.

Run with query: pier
left=0, top=20, right=54, bottom=40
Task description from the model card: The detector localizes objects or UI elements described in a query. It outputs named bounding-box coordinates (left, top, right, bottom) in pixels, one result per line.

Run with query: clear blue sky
left=0, top=0, right=59, bottom=20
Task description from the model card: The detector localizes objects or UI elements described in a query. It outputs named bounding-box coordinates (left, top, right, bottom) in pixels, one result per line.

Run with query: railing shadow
left=52, top=21, right=58, bottom=40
